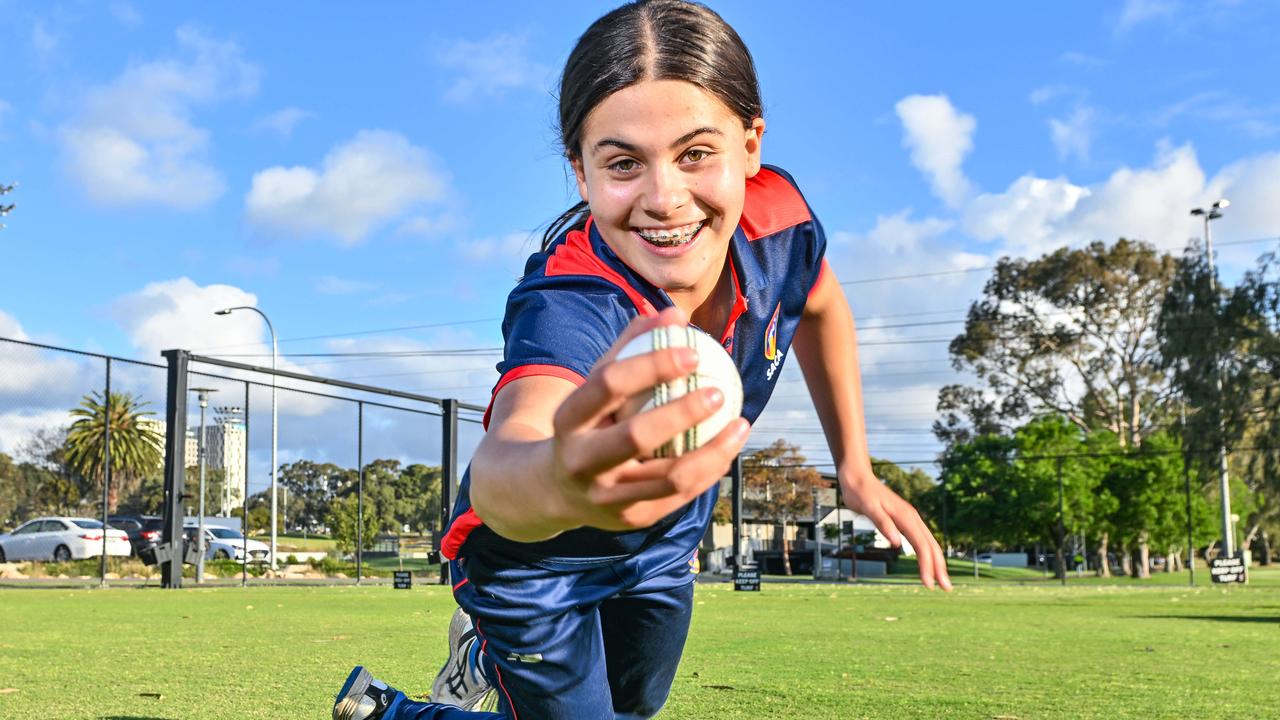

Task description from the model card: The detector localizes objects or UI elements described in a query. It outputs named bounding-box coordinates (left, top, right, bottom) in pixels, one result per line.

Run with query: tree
left=278, top=460, right=349, bottom=532
left=1161, top=246, right=1280, bottom=563
left=62, top=391, right=163, bottom=512
left=938, top=416, right=1103, bottom=577
left=1090, top=431, right=1215, bottom=577
left=393, top=463, right=443, bottom=534
left=940, top=239, right=1178, bottom=447
left=328, top=494, right=379, bottom=555
left=741, top=440, right=826, bottom=575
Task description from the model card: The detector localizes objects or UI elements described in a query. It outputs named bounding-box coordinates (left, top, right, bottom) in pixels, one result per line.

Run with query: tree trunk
left=1165, top=545, right=1178, bottom=572
left=782, top=520, right=792, bottom=576
left=1243, top=522, right=1260, bottom=554
left=1096, top=532, right=1112, bottom=577
left=1120, top=545, right=1133, bottom=577
left=1135, top=534, right=1151, bottom=579
left=1260, top=530, right=1271, bottom=566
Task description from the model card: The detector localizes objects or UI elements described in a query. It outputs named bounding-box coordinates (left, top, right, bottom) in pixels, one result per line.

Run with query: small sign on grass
left=393, top=570, right=413, bottom=589
left=1209, top=555, right=1247, bottom=584
left=734, top=564, right=760, bottom=592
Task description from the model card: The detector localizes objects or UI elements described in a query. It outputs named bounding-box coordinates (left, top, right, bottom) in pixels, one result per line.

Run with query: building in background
left=201, top=407, right=246, bottom=516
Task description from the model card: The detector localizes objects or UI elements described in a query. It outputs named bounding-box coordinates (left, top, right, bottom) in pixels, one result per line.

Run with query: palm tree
left=63, top=391, right=164, bottom=512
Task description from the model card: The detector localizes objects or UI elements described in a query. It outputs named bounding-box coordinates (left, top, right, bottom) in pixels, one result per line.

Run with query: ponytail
left=540, top=200, right=590, bottom=251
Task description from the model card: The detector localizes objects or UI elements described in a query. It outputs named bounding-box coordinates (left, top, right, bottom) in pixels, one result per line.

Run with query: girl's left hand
left=841, top=472, right=952, bottom=591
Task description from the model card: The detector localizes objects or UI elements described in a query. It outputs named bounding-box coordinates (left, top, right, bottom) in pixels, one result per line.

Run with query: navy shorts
left=450, top=544, right=699, bottom=720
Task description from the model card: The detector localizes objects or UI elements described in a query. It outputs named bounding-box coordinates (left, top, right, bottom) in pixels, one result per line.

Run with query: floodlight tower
left=191, top=387, right=218, bottom=583
left=1190, top=199, right=1234, bottom=558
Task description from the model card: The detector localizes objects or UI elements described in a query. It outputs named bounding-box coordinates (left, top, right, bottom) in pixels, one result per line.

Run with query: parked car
left=107, top=514, right=164, bottom=557
left=182, top=525, right=270, bottom=563
left=0, top=517, right=131, bottom=562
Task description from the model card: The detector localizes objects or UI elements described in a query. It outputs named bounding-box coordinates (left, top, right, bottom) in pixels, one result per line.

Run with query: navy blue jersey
left=443, top=165, right=828, bottom=563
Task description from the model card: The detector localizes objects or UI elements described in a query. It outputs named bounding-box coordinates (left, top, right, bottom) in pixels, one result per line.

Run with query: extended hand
left=842, top=474, right=952, bottom=591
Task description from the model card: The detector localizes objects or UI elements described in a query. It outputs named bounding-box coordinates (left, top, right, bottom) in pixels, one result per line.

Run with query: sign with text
left=1209, top=555, right=1248, bottom=584
left=393, top=570, right=413, bottom=590
left=734, top=564, right=760, bottom=592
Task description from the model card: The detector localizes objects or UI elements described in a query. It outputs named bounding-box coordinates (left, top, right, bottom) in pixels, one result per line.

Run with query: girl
left=335, top=1, right=950, bottom=718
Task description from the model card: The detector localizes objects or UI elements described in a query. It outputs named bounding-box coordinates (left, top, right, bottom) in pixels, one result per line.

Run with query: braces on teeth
left=636, top=222, right=704, bottom=247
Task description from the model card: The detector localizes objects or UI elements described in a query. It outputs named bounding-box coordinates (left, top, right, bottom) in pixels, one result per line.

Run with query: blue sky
left=2, top=1, right=1279, bottom=478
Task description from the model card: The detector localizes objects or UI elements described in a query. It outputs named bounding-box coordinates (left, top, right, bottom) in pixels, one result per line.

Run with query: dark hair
left=541, top=0, right=763, bottom=250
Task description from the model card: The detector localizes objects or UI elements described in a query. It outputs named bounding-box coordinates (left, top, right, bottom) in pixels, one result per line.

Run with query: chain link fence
left=0, top=337, right=485, bottom=587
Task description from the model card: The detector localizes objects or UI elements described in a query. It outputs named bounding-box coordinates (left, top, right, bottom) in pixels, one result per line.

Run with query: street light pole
left=216, top=306, right=279, bottom=569
left=191, top=387, right=217, bottom=583
left=1190, top=199, right=1234, bottom=559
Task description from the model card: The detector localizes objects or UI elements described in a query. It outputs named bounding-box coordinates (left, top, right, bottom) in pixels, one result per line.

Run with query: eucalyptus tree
left=938, top=239, right=1178, bottom=447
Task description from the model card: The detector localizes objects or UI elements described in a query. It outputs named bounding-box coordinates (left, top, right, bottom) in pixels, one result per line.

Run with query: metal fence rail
left=0, top=336, right=484, bottom=588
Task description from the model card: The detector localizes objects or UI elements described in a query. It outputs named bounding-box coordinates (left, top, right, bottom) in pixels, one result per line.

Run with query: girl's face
left=572, top=80, right=764, bottom=301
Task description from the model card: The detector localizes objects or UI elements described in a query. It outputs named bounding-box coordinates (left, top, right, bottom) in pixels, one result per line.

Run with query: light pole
left=216, top=306, right=279, bottom=568
left=1190, top=199, right=1234, bottom=558
left=191, top=387, right=217, bottom=583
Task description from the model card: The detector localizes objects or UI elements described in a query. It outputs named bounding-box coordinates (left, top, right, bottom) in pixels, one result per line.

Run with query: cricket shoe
left=334, top=666, right=398, bottom=720
left=431, top=607, right=498, bottom=710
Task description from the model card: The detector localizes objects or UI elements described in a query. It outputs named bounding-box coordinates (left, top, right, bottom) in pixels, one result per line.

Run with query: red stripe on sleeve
left=808, top=259, right=833, bottom=300
left=482, top=364, right=588, bottom=429
left=440, top=508, right=484, bottom=561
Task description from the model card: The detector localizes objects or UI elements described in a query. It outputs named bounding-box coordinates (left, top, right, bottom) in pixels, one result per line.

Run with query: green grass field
left=1, top=576, right=1276, bottom=719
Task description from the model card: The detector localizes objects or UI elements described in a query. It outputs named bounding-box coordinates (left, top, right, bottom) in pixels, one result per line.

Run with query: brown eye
left=608, top=158, right=639, bottom=174
left=682, top=149, right=710, bottom=164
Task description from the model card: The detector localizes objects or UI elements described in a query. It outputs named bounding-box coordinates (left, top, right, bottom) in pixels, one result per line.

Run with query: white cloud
left=251, top=107, right=312, bottom=138
left=894, top=94, right=976, bottom=208
left=111, top=277, right=261, bottom=358
left=458, top=231, right=537, bottom=278
left=58, top=26, right=259, bottom=209
left=0, top=409, right=77, bottom=456
left=395, top=213, right=464, bottom=239
left=1049, top=106, right=1096, bottom=161
left=1155, top=91, right=1280, bottom=139
left=1058, top=51, right=1105, bottom=69
left=245, top=130, right=450, bottom=245
left=1117, top=0, right=1180, bottom=31
left=314, top=276, right=377, bottom=295
left=109, top=2, right=142, bottom=29
left=835, top=211, right=953, bottom=256
left=961, top=142, right=1280, bottom=262
left=0, top=311, right=87, bottom=399
left=433, top=33, right=552, bottom=104
left=31, top=19, right=59, bottom=64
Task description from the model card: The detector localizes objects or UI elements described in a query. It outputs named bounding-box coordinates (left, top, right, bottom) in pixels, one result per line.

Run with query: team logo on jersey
left=764, top=303, right=781, bottom=361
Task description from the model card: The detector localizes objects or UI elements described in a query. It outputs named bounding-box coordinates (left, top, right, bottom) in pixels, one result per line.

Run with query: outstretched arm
left=470, top=307, right=751, bottom=543
left=791, top=264, right=952, bottom=590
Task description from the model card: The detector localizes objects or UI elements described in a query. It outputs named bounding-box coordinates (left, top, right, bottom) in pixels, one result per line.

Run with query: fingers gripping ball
left=615, top=325, right=744, bottom=457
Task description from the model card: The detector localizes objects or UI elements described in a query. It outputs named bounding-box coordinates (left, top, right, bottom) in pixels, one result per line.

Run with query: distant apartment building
left=200, top=410, right=247, bottom=516
left=140, top=411, right=247, bottom=516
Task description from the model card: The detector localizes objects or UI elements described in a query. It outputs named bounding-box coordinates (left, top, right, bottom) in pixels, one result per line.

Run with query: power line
left=837, top=235, right=1280, bottom=287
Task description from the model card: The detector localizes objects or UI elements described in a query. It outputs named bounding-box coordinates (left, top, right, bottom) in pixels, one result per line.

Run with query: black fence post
left=99, top=358, right=111, bottom=587
left=731, top=454, right=743, bottom=568
left=1057, top=456, right=1067, bottom=587
left=357, top=401, right=364, bottom=586
left=161, top=349, right=189, bottom=589
left=242, top=381, right=250, bottom=588
left=439, top=399, right=459, bottom=585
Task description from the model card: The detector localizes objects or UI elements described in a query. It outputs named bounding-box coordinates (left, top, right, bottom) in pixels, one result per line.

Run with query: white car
left=0, top=517, right=131, bottom=563
left=184, top=525, right=270, bottom=563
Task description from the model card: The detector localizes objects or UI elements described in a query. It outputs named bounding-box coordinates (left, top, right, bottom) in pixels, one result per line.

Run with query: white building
left=199, top=411, right=247, bottom=516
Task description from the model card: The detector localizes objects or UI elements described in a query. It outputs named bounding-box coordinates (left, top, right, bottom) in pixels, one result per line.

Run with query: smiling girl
left=335, top=2, right=949, bottom=718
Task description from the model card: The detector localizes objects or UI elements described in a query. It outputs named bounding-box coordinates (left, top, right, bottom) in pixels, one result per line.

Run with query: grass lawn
left=0, top=581, right=1275, bottom=719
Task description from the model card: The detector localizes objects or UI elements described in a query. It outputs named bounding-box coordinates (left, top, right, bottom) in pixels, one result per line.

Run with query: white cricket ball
left=614, top=325, right=744, bottom=458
